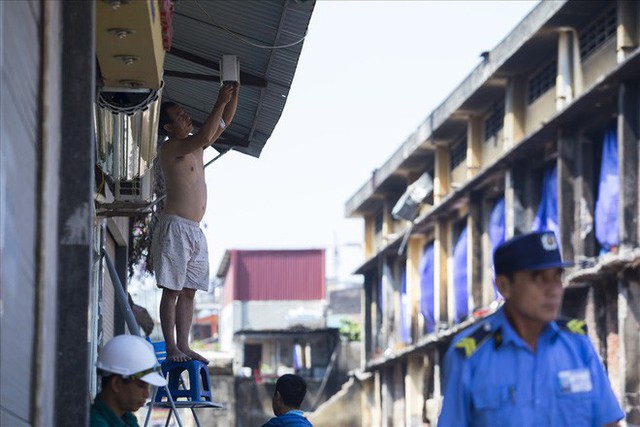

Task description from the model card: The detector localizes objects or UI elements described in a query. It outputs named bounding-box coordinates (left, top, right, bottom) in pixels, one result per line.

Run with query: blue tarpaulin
left=489, top=197, right=505, bottom=298
left=532, top=164, right=559, bottom=238
left=595, top=128, right=619, bottom=253
left=453, top=226, right=469, bottom=323
left=419, top=243, right=435, bottom=333
left=399, top=271, right=411, bottom=343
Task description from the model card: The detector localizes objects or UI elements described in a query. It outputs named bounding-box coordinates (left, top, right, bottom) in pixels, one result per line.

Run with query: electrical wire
left=191, top=0, right=308, bottom=50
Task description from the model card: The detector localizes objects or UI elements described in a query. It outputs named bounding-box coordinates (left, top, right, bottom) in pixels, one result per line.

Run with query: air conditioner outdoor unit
left=115, top=169, right=153, bottom=203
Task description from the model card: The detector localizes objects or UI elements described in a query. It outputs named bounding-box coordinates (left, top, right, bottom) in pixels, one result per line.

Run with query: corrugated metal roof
left=221, top=249, right=325, bottom=304
left=163, top=0, right=315, bottom=157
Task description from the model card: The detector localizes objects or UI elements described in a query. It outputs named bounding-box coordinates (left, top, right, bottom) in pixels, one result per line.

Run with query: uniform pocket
left=555, top=390, right=593, bottom=426
left=471, top=385, right=512, bottom=426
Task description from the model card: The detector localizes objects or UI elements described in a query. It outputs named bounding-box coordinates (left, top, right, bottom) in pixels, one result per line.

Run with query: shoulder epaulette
left=556, top=317, right=588, bottom=335
left=455, top=322, right=495, bottom=358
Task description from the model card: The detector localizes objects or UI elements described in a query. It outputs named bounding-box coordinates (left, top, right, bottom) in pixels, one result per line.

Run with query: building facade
left=216, top=249, right=328, bottom=374
left=345, top=1, right=640, bottom=425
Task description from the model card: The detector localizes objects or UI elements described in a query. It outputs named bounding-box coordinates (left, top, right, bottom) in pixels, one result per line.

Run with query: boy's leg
left=160, top=288, right=190, bottom=362
left=176, top=288, right=209, bottom=364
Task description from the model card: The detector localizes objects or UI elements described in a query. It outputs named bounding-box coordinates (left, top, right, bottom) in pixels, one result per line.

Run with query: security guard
left=438, top=231, right=624, bottom=427
left=91, top=335, right=167, bottom=427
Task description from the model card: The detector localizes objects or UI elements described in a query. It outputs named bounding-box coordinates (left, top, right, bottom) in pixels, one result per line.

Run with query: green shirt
left=90, top=395, right=140, bottom=427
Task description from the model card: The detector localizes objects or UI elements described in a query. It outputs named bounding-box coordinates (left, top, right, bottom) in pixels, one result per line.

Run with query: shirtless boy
left=152, top=83, right=239, bottom=363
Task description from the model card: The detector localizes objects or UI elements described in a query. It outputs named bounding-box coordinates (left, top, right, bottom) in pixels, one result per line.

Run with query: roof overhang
left=163, top=0, right=316, bottom=158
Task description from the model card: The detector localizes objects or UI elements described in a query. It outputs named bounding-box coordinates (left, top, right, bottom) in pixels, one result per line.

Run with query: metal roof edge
left=345, top=0, right=567, bottom=217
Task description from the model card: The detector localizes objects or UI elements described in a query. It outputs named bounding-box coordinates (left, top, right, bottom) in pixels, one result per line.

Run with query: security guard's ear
left=495, top=274, right=511, bottom=299
left=163, top=122, right=173, bottom=135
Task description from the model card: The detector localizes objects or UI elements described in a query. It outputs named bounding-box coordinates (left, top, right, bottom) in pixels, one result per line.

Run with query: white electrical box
left=220, top=55, right=239, bottom=85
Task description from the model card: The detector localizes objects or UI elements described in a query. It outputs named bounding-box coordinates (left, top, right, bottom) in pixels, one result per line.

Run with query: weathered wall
left=307, top=378, right=363, bottom=427
left=0, top=1, right=41, bottom=425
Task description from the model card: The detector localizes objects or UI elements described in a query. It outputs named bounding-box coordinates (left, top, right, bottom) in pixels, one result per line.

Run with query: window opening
left=450, top=137, right=467, bottom=170
left=374, top=211, right=383, bottom=234
left=483, top=102, right=505, bottom=141
left=580, top=5, right=616, bottom=59
left=527, top=60, right=557, bottom=105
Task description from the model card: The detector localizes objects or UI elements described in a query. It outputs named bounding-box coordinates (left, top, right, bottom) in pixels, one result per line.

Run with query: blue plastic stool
left=155, top=359, right=213, bottom=403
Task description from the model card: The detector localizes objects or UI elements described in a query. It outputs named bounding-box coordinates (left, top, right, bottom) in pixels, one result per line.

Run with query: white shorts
left=151, top=214, right=209, bottom=291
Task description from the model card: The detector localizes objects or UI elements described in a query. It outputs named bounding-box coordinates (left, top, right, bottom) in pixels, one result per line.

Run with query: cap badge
left=541, top=233, right=558, bottom=251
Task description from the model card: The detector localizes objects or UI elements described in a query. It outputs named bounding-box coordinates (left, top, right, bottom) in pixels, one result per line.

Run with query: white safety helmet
left=96, top=335, right=166, bottom=387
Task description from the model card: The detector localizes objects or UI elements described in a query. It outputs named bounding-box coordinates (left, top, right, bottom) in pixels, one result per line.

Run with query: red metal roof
left=221, top=249, right=325, bottom=306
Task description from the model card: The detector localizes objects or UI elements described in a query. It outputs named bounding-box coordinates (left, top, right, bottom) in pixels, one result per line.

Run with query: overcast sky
left=201, top=0, right=538, bottom=280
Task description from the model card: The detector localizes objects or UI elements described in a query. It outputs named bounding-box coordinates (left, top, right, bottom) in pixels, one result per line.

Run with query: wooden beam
left=168, top=47, right=268, bottom=87
left=164, top=70, right=220, bottom=82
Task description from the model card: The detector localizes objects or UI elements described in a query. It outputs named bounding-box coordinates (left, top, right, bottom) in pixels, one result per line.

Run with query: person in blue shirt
left=261, top=374, right=313, bottom=427
left=438, top=231, right=625, bottom=427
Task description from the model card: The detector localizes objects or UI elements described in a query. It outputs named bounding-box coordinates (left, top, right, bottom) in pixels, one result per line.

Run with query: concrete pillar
left=407, top=235, right=426, bottom=339
left=617, top=0, right=639, bottom=62
left=54, top=1, right=95, bottom=425
left=557, top=133, right=576, bottom=261
left=364, top=216, right=375, bottom=259
left=467, top=116, right=482, bottom=178
left=363, top=273, right=372, bottom=366
left=434, top=144, right=450, bottom=204
left=573, top=134, right=597, bottom=258
left=557, top=29, right=574, bottom=110
left=620, top=269, right=640, bottom=424
left=503, top=76, right=527, bottom=150
left=504, top=170, right=517, bottom=239
left=434, top=220, right=450, bottom=325
left=405, top=355, right=424, bottom=427
left=469, top=192, right=484, bottom=310
left=617, top=82, right=639, bottom=250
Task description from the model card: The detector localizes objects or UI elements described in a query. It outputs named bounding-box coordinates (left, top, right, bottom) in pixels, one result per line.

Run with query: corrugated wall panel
left=0, top=1, right=40, bottom=425
left=231, top=250, right=325, bottom=301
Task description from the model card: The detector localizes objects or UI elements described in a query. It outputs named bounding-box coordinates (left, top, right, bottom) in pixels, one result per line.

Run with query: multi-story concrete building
left=345, top=1, right=639, bottom=425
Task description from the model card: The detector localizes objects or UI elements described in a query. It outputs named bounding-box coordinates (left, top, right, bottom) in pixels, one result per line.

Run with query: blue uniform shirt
left=438, top=306, right=624, bottom=427
left=261, top=409, right=313, bottom=427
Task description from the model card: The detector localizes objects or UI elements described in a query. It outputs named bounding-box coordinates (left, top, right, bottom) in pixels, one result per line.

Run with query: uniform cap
left=493, top=231, right=573, bottom=275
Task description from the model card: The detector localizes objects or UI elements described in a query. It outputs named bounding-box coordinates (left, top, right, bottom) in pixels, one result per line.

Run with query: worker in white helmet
left=91, top=335, right=167, bottom=427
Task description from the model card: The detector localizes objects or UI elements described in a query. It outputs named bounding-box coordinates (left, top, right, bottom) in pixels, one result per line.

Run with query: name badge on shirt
left=558, top=369, right=592, bottom=394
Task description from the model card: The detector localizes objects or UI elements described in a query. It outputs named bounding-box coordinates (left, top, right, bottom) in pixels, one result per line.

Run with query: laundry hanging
left=532, top=164, right=559, bottom=238
left=399, top=271, right=411, bottom=344
left=419, top=243, right=436, bottom=333
left=453, top=226, right=469, bottom=323
left=489, top=197, right=505, bottom=298
left=595, top=128, right=619, bottom=253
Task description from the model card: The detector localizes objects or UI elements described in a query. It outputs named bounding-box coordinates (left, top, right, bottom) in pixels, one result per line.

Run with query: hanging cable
left=191, top=0, right=308, bottom=50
